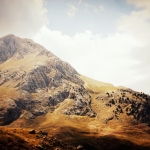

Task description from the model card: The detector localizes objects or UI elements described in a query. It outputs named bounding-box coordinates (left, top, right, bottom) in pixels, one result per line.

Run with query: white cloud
left=117, top=9, right=150, bottom=44
left=94, top=9, right=99, bottom=13
left=85, top=3, right=95, bottom=8
left=67, top=4, right=78, bottom=18
left=77, top=1, right=103, bottom=14
left=0, top=0, right=48, bottom=38
left=99, top=5, right=104, bottom=11
left=127, top=0, right=150, bottom=9
left=78, top=0, right=82, bottom=5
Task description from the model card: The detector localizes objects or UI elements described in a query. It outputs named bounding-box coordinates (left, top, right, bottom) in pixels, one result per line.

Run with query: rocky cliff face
left=0, top=34, right=95, bottom=125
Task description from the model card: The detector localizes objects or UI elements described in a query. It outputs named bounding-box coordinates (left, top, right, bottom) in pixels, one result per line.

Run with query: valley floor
left=2, top=110, right=150, bottom=150
left=1, top=123, right=150, bottom=150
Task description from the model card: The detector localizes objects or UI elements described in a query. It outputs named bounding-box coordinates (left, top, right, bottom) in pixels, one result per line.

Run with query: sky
left=0, top=0, right=150, bottom=94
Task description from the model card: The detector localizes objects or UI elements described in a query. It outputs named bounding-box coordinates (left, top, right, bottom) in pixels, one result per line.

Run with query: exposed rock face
left=0, top=99, right=21, bottom=125
left=0, top=35, right=18, bottom=63
left=21, top=62, right=83, bottom=93
left=0, top=34, right=95, bottom=125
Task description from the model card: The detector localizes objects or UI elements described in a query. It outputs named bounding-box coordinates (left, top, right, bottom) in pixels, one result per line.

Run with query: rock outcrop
left=0, top=99, right=21, bottom=125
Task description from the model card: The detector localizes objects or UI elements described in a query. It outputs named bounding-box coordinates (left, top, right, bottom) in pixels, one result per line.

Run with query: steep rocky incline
left=0, top=34, right=95, bottom=125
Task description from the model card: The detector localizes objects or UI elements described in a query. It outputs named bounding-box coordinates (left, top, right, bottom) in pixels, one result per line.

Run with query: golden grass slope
left=80, top=75, right=117, bottom=93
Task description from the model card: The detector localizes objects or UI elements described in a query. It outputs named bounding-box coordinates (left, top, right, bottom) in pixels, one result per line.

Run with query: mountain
left=0, top=34, right=150, bottom=149
left=0, top=34, right=95, bottom=126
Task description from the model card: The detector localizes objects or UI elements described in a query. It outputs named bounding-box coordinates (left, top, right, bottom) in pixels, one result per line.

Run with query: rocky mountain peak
left=0, top=34, right=18, bottom=63
left=1, top=35, right=56, bottom=63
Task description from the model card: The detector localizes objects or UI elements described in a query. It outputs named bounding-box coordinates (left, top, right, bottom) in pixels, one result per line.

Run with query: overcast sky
left=0, top=0, right=150, bottom=94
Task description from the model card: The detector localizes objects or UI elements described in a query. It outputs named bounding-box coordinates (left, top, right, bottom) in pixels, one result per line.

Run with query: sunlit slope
left=80, top=75, right=117, bottom=93
left=80, top=75, right=150, bottom=133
